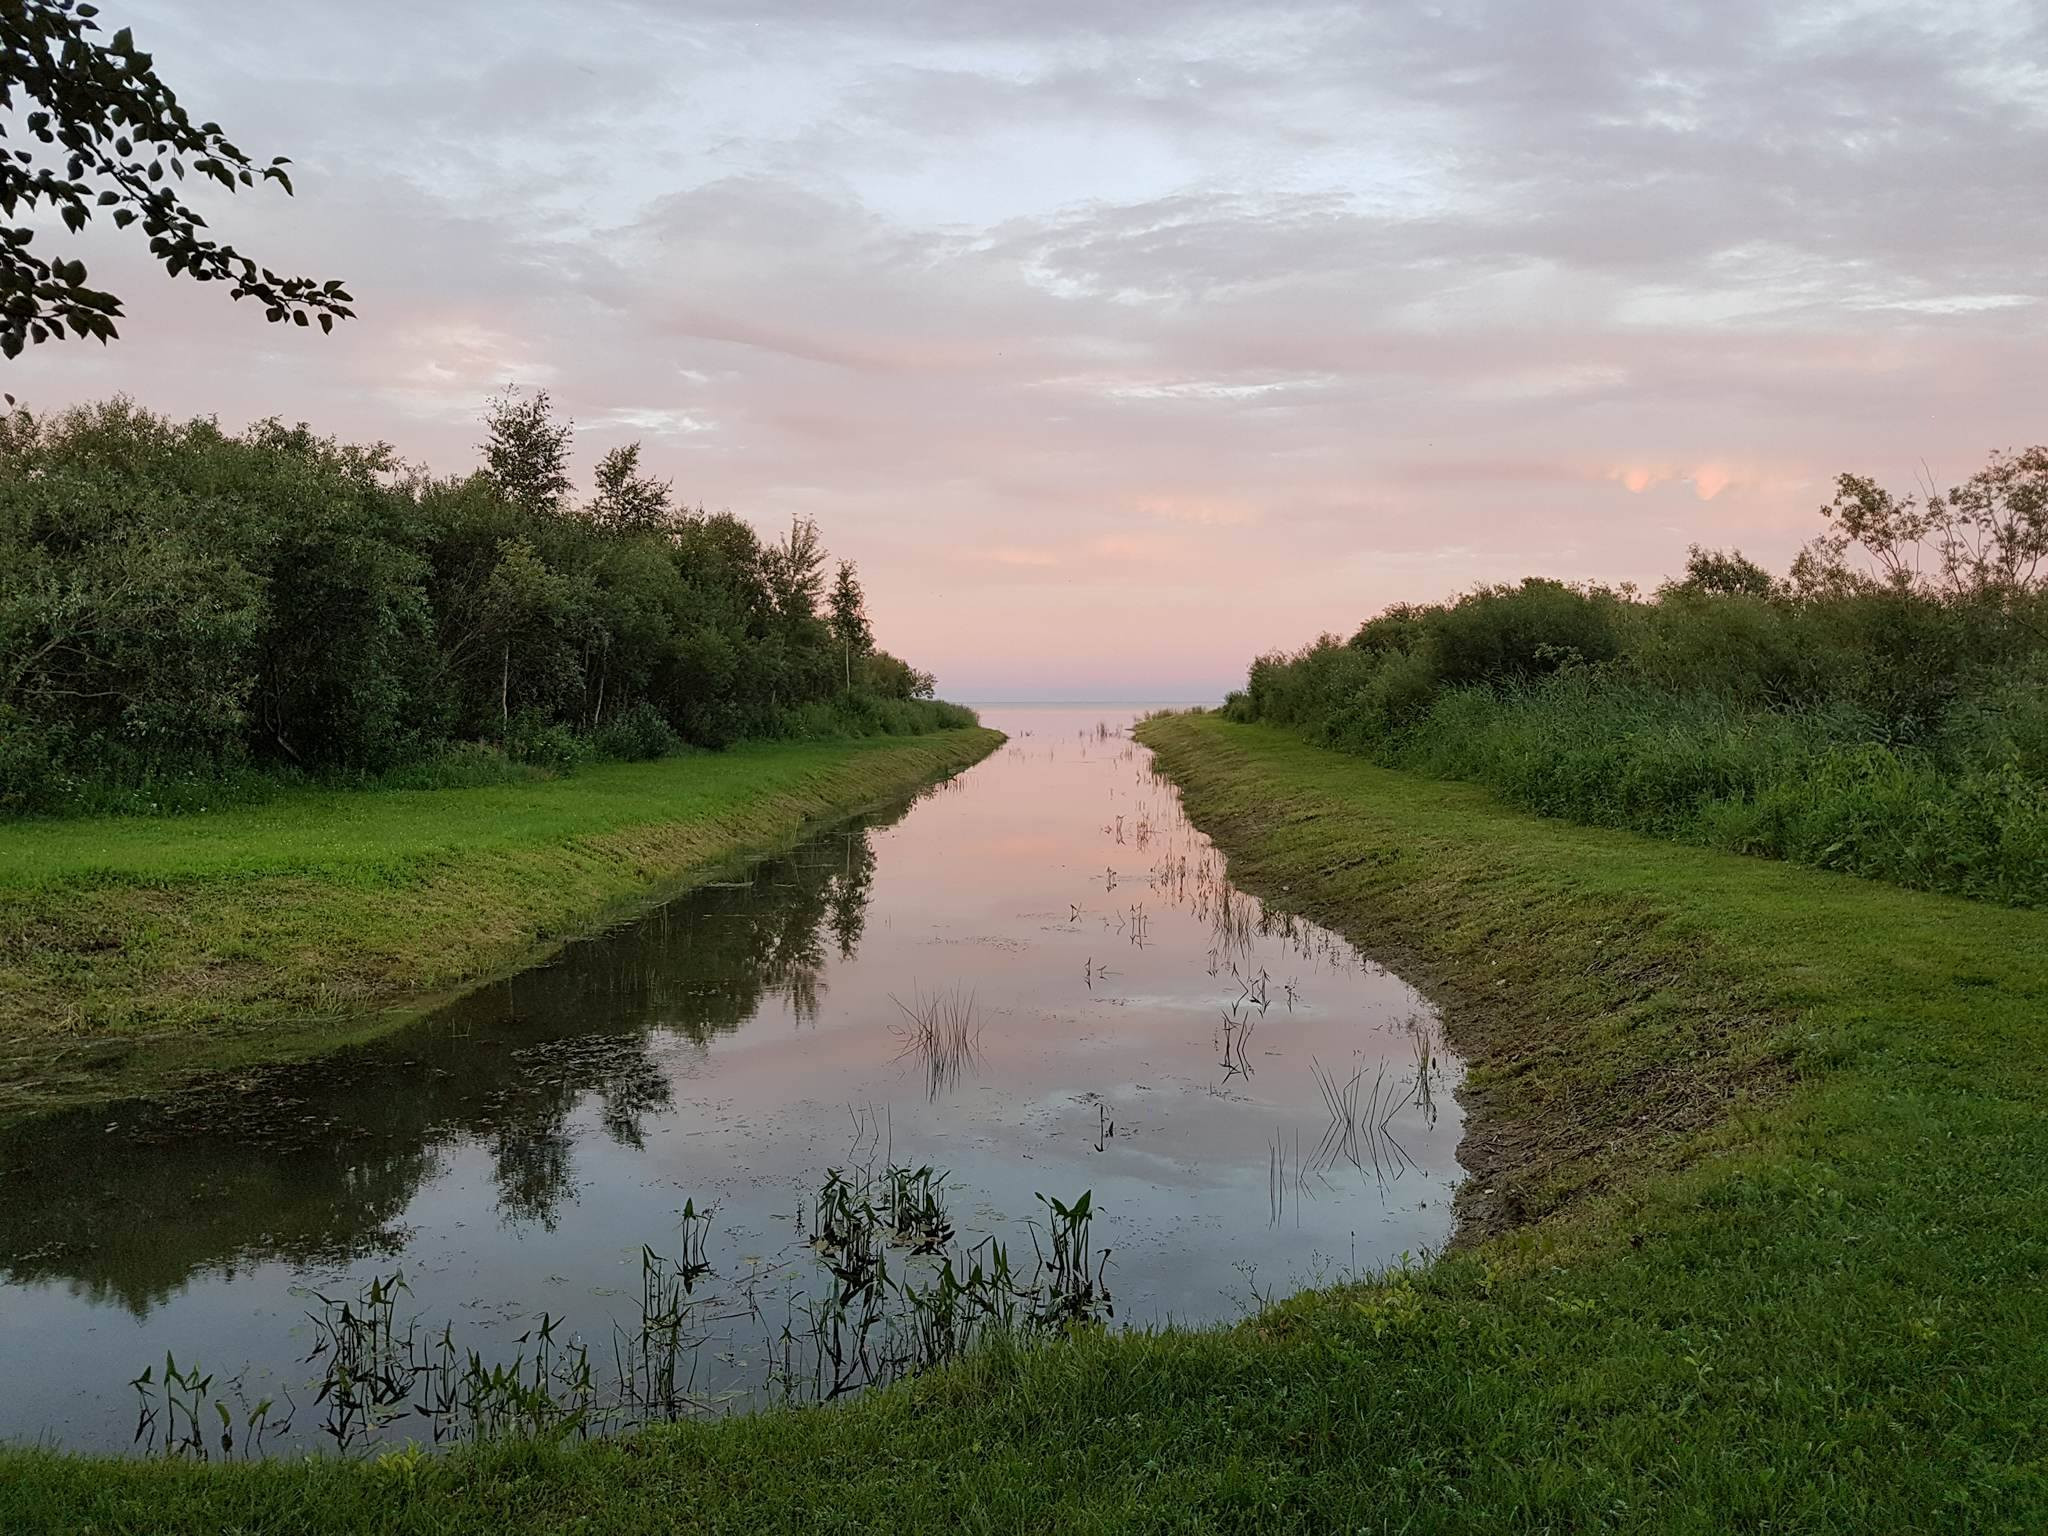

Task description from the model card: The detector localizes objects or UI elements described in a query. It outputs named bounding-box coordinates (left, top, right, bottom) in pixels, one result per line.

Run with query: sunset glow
left=16, top=0, right=2045, bottom=698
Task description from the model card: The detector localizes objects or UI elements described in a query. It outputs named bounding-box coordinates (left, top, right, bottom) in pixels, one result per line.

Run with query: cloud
left=12, top=0, right=2045, bottom=696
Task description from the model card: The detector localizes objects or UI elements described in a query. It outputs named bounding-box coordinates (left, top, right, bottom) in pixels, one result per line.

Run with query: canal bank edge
left=1134, top=711, right=1798, bottom=1245
left=0, top=728, right=1003, bottom=1126
left=6, top=710, right=2046, bottom=1530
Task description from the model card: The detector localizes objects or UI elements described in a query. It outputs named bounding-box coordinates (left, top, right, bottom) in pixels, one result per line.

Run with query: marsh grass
left=127, top=1161, right=1112, bottom=1460
left=889, top=987, right=982, bottom=1100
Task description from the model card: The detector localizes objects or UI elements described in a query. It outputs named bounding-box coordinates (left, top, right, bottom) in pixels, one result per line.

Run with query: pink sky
left=14, top=0, right=2048, bottom=700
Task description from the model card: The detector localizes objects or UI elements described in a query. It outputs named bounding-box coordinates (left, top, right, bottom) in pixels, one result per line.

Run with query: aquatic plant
left=889, top=987, right=982, bottom=1100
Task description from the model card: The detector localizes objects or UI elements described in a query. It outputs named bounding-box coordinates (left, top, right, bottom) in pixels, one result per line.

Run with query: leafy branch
left=0, top=0, right=354, bottom=357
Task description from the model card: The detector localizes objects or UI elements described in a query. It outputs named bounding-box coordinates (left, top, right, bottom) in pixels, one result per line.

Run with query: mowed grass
left=0, top=729, right=1001, bottom=1121
left=7, top=713, right=2048, bottom=1532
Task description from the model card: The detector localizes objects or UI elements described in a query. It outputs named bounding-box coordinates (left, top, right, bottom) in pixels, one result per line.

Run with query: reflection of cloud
left=15, top=0, right=2047, bottom=695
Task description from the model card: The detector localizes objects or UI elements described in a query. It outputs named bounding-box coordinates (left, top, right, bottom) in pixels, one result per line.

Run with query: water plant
left=889, top=987, right=982, bottom=1100
left=130, top=1355, right=285, bottom=1461
left=1306, top=1055, right=1422, bottom=1187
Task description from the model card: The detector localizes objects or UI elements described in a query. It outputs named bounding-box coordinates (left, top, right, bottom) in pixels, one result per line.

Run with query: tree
left=861, top=650, right=935, bottom=700
left=0, top=0, right=354, bottom=357
left=764, top=517, right=826, bottom=623
left=1933, top=447, right=2048, bottom=596
left=827, top=560, right=871, bottom=694
left=1800, top=448, right=2048, bottom=600
left=587, top=441, right=672, bottom=534
left=1670, top=545, right=1775, bottom=598
left=479, top=387, right=572, bottom=516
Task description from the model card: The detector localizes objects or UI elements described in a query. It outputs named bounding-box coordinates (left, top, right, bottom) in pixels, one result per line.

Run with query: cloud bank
left=16, top=0, right=2046, bottom=697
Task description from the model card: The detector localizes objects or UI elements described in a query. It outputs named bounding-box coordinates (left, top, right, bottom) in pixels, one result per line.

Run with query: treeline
left=1226, top=447, right=2048, bottom=906
left=0, top=393, right=974, bottom=816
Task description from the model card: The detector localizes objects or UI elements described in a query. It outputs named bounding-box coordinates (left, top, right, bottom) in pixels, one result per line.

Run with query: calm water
left=0, top=706, right=1463, bottom=1453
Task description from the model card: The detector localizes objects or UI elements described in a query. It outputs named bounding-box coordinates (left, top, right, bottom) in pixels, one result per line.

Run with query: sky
left=15, top=0, right=2048, bottom=700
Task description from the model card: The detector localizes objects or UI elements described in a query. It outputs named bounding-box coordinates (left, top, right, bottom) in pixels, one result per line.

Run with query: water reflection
left=0, top=811, right=898, bottom=1311
left=0, top=708, right=1464, bottom=1454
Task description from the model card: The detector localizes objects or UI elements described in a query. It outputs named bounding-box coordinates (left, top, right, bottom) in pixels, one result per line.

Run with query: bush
left=1222, top=547, right=2048, bottom=906
left=378, top=742, right=539, bottom=793
left=1419, top=578, right=1626, bottom=686
left=505, top=710, right=587, bottom=775
left=591, top=702, right=682, bottom=762
left=775, top=694, right=979, bottom=741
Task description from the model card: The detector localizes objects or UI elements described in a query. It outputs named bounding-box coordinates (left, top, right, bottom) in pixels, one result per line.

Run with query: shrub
left=1220, top=518, right=2048, bottom=907
left=505, top=709, right=587, bottom=775
left=591, top=702, right=681, bottom=762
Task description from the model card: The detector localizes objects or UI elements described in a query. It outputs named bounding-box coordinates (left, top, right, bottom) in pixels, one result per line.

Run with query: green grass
left=8, top=713, right=2047, bottom=1532
left=0, top=729, right=1002, bottom=1122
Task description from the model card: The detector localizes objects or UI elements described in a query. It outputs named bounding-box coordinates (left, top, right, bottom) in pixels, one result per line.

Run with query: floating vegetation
left=1409, top=1017, right=1441, bottom=1124
left=1233, top=961, right=1271, bottom=1009
left=1082, top=955, right=1120, bottom=988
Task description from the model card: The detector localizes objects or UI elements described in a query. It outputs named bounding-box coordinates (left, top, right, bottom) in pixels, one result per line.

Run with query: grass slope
left=0, top=729, right=1001, bottom=1121
left=7, top=713, right=2046, bottom=1532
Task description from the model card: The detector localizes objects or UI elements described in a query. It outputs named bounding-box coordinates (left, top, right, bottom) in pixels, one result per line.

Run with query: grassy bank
left=0, top=727, right=1000, bottom=1122
left=8, top=713, right=2048, bottom=1531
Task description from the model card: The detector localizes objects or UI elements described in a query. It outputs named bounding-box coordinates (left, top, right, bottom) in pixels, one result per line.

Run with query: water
left=0, top=706, right=1463, bottom=1453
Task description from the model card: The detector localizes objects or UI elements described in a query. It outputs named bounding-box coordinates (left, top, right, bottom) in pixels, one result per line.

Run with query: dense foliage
left=1225, top=449, right=2048, bottom=905
left=0, top=394, right=972, bottom=816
